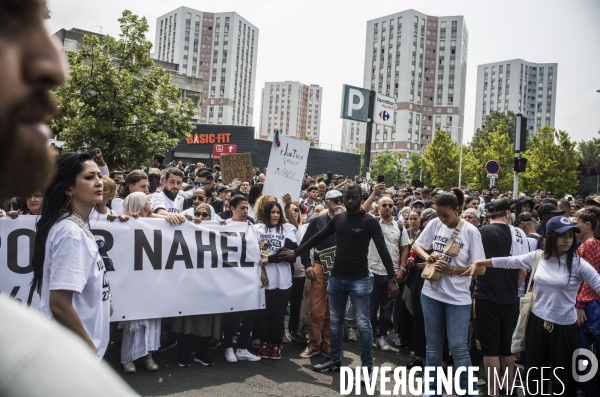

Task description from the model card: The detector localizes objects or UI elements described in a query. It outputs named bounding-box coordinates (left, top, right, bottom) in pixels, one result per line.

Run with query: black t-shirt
left=474, top=223, right=520, bottom=304
left=295, top=210, right=395, bottom=280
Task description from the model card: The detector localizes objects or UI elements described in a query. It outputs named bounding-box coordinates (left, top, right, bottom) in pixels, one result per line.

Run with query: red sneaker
left=259, top=342, right=270, bottom=359
left=270, top=343, right=282, bottom=360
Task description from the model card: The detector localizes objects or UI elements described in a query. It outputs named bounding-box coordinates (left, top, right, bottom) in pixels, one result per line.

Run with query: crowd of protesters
left=5, top=144, right=600, bottom=396
left=3, top=5, right=600, bottom=396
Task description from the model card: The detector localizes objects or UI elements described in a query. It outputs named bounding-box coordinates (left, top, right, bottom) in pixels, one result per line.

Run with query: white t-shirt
left=151, top=191, right=182, bottom=214
left=415, top=217, right=486, bottom=305
left=493, top=251, right=600, bottom=325
left=39, top=219, right=110, bottom=358
left=254, top=223, right=298, bottom=290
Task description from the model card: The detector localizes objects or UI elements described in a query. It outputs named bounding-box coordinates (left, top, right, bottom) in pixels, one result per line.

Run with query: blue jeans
left=369, top=273, right=393, bottom=338
left=328, top=274, right=373, bottom=368
left=421, top=293, right=475, bottom=397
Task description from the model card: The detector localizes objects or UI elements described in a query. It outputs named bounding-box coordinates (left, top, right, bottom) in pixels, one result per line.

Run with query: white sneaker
left=392, top=333, right=401, bottom=347
left=224, top=347, right=237, bottom=363
left=235, top=348, right=261, bottom=362
left=377, top=336, right=391, bottom=351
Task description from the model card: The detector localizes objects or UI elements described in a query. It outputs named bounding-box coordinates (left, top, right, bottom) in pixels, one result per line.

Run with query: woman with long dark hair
left=254, top=201, right=298, bottom=359
left=466, top=216, right=600, bottom=396
left=31, top=153, right=110, bottom=358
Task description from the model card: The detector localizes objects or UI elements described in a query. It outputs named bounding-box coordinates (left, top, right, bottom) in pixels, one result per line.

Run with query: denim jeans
left=369, top=273, right=393, bottom=338
left=328, top=274, right=373, bottom=368
left=420, top=293, right=475, bottom=397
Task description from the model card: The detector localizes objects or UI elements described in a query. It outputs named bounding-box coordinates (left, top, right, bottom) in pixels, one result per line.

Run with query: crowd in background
left=5, top=148, right=600, bottom=395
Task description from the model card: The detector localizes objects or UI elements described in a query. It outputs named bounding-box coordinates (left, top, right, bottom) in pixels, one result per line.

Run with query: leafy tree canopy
left=51, top=10, right=195, bottom=170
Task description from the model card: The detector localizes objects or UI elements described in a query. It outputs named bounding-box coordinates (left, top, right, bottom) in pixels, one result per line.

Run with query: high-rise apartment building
left=340, top=120, right=361, bottom=152
left=474, top=59, right=557, bottom=132
left=347, top=10, right=468, bottom=161
left=258, top=82, right=322, bottom=142
left=153, top=7, right=258, bottom=126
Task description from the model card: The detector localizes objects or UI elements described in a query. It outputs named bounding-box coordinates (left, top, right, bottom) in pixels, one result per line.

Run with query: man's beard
left=0, top=89, right=57, bottom=200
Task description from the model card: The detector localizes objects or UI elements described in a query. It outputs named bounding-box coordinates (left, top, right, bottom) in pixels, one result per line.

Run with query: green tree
left=406, top=152, right=424, bottom=181
left=422, top=129, right=460, bottom=189
left=462, top=131, right=514, bottom=192
left=520, top=126, right=579, bottom=196
left=51, top=10, right=195, bottom=170
left=576, top=132, right=600, bottom=196
left=470, top=110, right=515, bottom=150
left=369, top=152, right=405, bottom=185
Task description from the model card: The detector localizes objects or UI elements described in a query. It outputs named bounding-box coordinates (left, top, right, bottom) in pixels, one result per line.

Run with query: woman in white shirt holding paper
left=466, top=216, right=600, bottom=396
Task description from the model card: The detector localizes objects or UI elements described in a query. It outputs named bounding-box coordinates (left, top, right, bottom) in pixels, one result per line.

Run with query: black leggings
left=177, top=334, right=210, bottom=363
left=288, top=277, right=306, bottom=334
left=411, top=279, right=426, bottom=358
left=222, top=310, right=258, bottom=350
left=256, top=288, right=292, bottom=344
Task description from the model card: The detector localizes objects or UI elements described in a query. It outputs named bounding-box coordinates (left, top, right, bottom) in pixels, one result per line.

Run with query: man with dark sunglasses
left=362, top=183, right=409, bottom=352
left=181, top=187, right=213, bottom=219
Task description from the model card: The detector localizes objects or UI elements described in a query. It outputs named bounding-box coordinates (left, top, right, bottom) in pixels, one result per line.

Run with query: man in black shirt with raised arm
left=280, top=183, right=399, bottom=376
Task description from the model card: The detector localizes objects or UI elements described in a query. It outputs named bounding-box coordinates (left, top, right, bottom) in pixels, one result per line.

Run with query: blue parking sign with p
left=341, top=85, right=370, bottom=122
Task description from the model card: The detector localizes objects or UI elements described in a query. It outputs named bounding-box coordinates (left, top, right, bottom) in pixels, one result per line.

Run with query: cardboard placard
left=220, top=153, right=253, bottom=184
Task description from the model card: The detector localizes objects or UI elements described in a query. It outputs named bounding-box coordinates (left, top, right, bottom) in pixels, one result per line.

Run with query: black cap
left=514, top=211, right=534, bottom=226
left=483, top=192, right=493, bottom=199
left=537, top=203, right=565, bottom=216
left=489, top=199, right=511, bottom=212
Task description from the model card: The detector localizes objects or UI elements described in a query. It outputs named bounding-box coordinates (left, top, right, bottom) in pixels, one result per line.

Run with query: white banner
left=262, top=136, right=310, bottom=200
left=0, top=216, right=265, bottom=321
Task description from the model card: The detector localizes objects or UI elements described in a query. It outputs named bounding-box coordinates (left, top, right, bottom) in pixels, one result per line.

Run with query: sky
left=46, top=0, right=600, bottom=148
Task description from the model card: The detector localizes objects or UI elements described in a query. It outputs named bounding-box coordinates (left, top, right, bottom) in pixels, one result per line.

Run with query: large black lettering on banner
left=7, top=228, right=35, bottom=275
left=0, top=217, right=264, bottom=320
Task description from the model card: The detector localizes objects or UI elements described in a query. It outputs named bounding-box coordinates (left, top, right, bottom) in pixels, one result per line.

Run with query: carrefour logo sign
left=374, top=93, right=395, bottom=127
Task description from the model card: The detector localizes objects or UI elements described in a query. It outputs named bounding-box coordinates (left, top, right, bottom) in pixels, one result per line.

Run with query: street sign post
left=340, top=85, right=370, bottom=122
left=213, top=144, right=237, bottom=160
left=485, top=160, right=500, bottom=188
left=341, top=85, right=396, bottom=176
left=485, top=160, right=500, bottom=175
left=373, top=93, right=395, bottom=127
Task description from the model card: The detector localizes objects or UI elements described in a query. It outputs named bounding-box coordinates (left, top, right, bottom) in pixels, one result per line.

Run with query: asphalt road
left=106, top=336, right=417, bottom=397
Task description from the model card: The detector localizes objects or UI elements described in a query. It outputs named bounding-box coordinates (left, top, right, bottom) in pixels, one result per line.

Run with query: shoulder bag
left=511, top=250, right=543, bottom=353
left=421, top=219, right=465, bottom=281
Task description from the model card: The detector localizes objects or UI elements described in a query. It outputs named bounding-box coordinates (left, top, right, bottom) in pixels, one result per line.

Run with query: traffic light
left=514, top=158, right=527, bottom=173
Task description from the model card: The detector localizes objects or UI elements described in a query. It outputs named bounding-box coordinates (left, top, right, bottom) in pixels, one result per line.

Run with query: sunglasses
left=329, top=198, right=343, bottom=205
left=195, top=212, right=210, bottom=218
left=381, top=204, right=394, bottom=209
left=291, top=208, right=300, bottom=212
left=193, top=196, right=205, bottom=201
left=193, top=182, right=205, bottom=187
